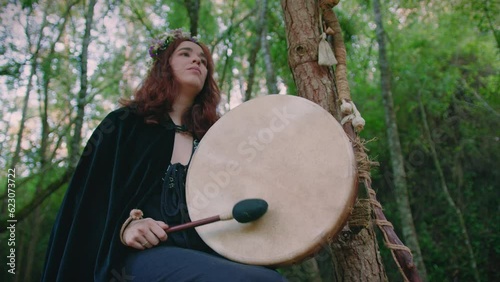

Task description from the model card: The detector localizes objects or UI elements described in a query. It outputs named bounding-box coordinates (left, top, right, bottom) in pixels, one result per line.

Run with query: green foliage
left=165, top=1, right=190, bottom=30
left=347, top=0, right=499, bottom=280
left=21, top=0, right=38, bottom=9
left=198, top=1, right=218, bottom=38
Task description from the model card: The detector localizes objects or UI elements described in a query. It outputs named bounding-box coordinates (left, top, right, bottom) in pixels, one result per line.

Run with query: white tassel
left=351, top=101, right=365, bottom=132
left=340, top=99, right=353, bottom=114
left=352, top=115, right=366, bottom=132
left=340, top=101, right=366, bottom=132
left=318, top=33, right=337, bottom=66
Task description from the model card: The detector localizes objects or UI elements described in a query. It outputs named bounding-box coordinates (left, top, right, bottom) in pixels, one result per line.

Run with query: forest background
left=0, top=0, right=498, bottom=281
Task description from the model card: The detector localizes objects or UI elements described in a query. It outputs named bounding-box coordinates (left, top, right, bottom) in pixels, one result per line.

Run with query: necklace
left=161, top=116, right=191, bottom=134
left=173, top=124, right=189, bottom=133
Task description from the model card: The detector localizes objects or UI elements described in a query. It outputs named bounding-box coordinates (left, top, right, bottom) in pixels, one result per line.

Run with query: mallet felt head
left=232, top=198, right=268, bottom=223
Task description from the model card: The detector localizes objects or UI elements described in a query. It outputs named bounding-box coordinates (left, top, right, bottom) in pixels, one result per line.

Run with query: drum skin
left=186, top=94, right=357, bottom=266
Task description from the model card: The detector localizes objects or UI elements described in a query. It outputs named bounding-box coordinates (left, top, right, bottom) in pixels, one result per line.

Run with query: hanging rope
left=319, top=1, right=421, bottom=281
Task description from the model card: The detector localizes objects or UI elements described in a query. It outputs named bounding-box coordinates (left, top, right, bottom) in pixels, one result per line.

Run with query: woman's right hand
left=122, top=218, right=169, bottom=250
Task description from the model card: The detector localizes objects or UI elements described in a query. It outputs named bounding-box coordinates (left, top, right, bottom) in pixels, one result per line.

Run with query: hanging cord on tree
left=319, top=1, right=421, bottom=281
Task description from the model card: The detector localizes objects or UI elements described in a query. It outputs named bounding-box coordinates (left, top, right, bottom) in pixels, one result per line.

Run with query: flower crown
left=148, top=29, right=199, bottom=60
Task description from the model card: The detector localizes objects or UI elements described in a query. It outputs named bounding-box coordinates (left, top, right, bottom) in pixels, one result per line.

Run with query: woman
left=42, top=29, right=286, bottom=281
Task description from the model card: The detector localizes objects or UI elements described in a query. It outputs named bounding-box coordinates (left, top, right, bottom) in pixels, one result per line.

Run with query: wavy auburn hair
left=121, top=38, right=220, bottom=139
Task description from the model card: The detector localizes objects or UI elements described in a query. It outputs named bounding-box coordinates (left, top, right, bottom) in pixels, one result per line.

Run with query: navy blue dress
left=124, top=140, right=287, bottom=282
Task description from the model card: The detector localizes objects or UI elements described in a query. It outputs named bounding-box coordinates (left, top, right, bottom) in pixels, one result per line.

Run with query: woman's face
left=170, top=41, right=208, bottom=94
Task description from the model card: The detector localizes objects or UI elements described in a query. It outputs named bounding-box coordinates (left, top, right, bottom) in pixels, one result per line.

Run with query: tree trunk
left=372, top=0, right=428, bottom=280
left=184, top=0, right=200, bottom=36
left=218, top=0, right=236, bottom=101
left=330, top=227, right=386, bottom=281
left=23, top=11, right=60, bottom=275
left=244, top=0, right=267, bottom=101
left=261, top=12, right=279, bottom=94
left=121, top=22, right=133, bottom=99
left=280, top=1, right=385, bottom=281
left=70, top=0, right=97, bottom=166
left=280, top=0, right=337, bottom=115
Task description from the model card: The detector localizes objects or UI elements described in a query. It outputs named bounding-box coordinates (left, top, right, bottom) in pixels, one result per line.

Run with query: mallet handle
left=166, top=215, right=221, bottom=233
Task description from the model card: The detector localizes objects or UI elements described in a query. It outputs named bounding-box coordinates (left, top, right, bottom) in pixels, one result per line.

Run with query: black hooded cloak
left=42, top=107, right=177, bottom=281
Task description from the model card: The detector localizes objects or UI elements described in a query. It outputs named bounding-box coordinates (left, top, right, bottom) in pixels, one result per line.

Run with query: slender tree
left=261, top=0, right=279, bottom=94
left=70, top=0, right=97, bottom=165
left=417, top=97, right=480, bottom=282
left=372, top=0, right=428, bottom=280
left=244, top=0, right=267, bottom=101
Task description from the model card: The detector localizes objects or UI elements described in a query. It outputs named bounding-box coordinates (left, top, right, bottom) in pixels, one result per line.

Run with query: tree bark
left=280, top=0, right=337, bottom=115
left=330, top=227, right=386, bottom=281
left=281, top=1, right=385, bottom=281
left=372, top=0, right=428, bottom=280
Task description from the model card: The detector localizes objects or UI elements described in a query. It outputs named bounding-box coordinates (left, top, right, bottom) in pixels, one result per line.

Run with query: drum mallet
left=166, top=198, right=268, bottom=233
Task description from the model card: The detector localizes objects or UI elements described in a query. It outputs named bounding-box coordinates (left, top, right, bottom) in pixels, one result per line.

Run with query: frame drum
left=186, top=95, right=357, bottom=266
